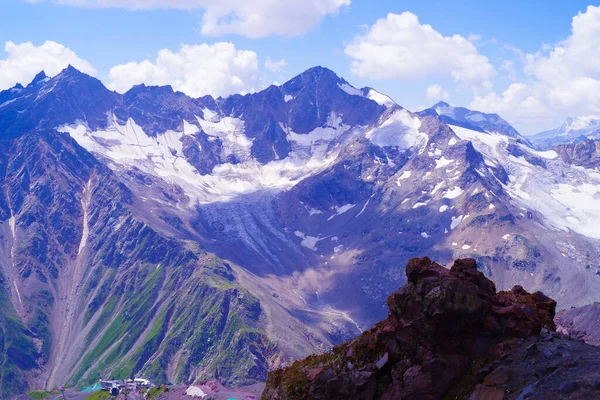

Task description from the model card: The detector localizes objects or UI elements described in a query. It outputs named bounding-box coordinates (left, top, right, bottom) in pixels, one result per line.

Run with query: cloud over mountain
left=0, top=40, right=95, bottom=90
left=108, top=42, right=261, bottom=97
left=344, top=12, right=495, bottom=91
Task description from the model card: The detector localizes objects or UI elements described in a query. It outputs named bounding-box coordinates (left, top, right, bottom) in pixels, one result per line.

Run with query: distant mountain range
left=529, top=115, right=600, bottom=149
left=3, top=65, right=600, bottom=396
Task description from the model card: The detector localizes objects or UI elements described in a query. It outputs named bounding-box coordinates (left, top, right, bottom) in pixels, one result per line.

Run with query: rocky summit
left=259, top=257, right=600, bottom=400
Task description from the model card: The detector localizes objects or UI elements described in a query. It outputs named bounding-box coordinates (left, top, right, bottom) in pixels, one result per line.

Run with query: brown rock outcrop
left=261, top=257, right=556, bottom=400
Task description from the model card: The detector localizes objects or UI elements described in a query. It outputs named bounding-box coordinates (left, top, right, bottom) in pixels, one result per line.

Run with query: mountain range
left=529, top=115, right=600, bottom=149
left=2, top=65, right=600, bottom=397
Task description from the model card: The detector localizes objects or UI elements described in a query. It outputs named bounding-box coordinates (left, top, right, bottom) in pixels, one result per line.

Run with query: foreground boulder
left=261, top=257, right=557, bottom=400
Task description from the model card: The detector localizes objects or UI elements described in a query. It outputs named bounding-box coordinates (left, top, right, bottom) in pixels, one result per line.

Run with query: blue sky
left=1, top=0, right=599, bottom=134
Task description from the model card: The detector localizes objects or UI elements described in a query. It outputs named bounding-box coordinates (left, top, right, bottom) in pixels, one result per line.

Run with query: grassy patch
left=84, top=390, right=111, bottom=400
left=147, top=386, right=166, bottom=400
left=27, top=391, right=53, bottom=400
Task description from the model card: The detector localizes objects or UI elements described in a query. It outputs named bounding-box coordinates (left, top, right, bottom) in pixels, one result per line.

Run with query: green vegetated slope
left=63, top=171, right=278, bottom=387
left=0, top=127, right=280, bottom=392
left=70, top=250, right=276, bottom=387
left=0, top=271, right=40, bottom=398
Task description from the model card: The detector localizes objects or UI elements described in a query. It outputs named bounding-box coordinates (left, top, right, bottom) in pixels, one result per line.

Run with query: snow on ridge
left=366, top=89, right=395, bottom=107
left=197, top=112, right=252, bottom=161
left=466, top=113, right=486, bottom=122
left=61, top=111, right=360, bottom=204
left=338, top=83, right=363, bottom=97
left=366, top=109, right=427, bottom=149
left=561, top=115, right=600, bottom=133
left=434, top=104, right=455, bottom=117
left=338, top=83, right=395, bottom=107
left=448, top=124, right=600, bottom=240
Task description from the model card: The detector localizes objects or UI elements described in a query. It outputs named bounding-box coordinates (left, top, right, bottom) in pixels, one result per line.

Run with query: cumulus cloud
left=425, top=84, right=449, bottom=101
left=25, top=0, right=350, bottom=38
left=108, top=42, right=260, bottom=97
left=344, top=12, right=495, bottom=91
left=0, top=40, right=95, bottom=90
left=264, top=58, right=287, bottom=72
left=471, top=5, right=600, bottom=132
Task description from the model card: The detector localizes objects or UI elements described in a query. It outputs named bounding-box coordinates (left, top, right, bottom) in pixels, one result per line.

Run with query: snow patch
left=435, top=157, right=454, bottom=169
left=77, top=178, right=92, bottom=256
left=366, top=110, right=427, bottom=149
left=396, top=170, right=412, bottom=186
left=186, top=386, right=207, bottom=398
left=327, top=204, right=356, bottom=220
left=306, top=206, right=323, bottom=216
left=356, top=194, right=375, bottom=218
left=443, top=187, right=463, bottom=199
left=439, top=205, right=448, bottom=212
left=450, top=215, right=465, bottom=230
left=431, top=181, right=445, bottom=195
left=294, top=231, right=325, bottom=251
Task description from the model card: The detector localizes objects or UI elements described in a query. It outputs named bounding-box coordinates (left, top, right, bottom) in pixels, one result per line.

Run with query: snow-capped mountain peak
left=530, top=115, right=600, bottom=149
left=426, top=101, right=528, bottom=144
left=560, top=115, right=600, bottom=133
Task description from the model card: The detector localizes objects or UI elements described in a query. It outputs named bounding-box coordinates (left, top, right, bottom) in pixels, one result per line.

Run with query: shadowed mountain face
left=2, top=66, right=600, bottom=396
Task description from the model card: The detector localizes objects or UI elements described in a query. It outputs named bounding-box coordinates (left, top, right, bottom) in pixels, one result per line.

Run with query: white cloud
left=344, top=12, right=495, bottom=91
left=265, top=58, right=287, bottom=72
left=108, top=42, right=260, bottom=97
left=0, top=40, right=95, bottom=90
left=467, top=33, right=482, bottom=43
left=472, top=5, right=600, bottom=133
left=425, top=84, right=449, bottom=101
left=500, top=60, right=518, bottom=80
left=25, top=0, right=350, bottom=38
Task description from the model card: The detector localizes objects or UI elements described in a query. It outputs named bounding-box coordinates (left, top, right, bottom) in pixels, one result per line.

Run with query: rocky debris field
left=260, top=257, right=600, bottom=400
left=461, top=330, right=600, bottom=400
left=555, top=303, right=600, bottom=346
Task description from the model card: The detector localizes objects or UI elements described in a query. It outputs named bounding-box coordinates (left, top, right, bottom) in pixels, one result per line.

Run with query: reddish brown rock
left=483, top=366, right=511, bottom=386
left=469, top=384, right=504, bottom=400
left=261, top=257, right=557, bottom=400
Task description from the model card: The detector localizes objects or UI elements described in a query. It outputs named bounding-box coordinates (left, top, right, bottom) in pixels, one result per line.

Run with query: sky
left=1, top=0, right=599, bottom=134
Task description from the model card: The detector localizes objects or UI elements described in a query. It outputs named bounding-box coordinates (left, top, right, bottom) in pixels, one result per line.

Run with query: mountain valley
left=2, top=65, right=600, bottom=397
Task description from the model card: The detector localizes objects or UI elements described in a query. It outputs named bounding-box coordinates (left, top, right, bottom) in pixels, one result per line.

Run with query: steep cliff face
left=261, top=257, right=558, bottom=400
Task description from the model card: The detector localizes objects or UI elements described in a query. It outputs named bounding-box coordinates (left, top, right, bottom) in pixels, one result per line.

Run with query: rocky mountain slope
left=556, top=303, right=600, bottom=346
left=261, top=257, right=600, bottom=400
left=3, top=66, right=600, bottom=396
